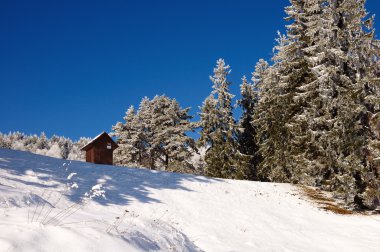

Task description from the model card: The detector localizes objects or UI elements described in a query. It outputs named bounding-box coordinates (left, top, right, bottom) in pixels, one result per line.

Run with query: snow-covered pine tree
left=36, top=132, right=49, bottom=150
left=262, top=0, right=330, bottom=185
left=362, top=30, right=380, bottom=208
left=292, top=0, right=380, bottom=208
left=111, top=122, right=127, bottom=165
left=198, top=95, right=218, bottom=148
left=253, top=29, right=300, bottom=183
left=253, top=0, right=332, bottom=182
left=137, top=97, right=155, bottom=168
left=237, top=75, right=259, bottom=180
left=252, top=58, right=288, bottom=182
left=111, top=105, right=143, bottom=166
left=113, top=96, right=195, bottom=172
left=0, top=131, right=88, bottom=161
left=0, top=133, right=8, bottom=148
left=68, top=137, right=90, bottom=160
left=198, top=59, right=245, bottom=179
left=149, top=95, right=196, bottom=172
left=328, top=0, right=380, bottom=208
left=256, top=0, right=380, bottom=209
left=58, top=137, right=73, bottom=160
left=293, top=0, right=335, bottom=187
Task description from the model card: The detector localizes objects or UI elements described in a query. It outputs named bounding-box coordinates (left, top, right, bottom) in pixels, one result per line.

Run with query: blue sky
left=1, top=0, right=380, bottom=140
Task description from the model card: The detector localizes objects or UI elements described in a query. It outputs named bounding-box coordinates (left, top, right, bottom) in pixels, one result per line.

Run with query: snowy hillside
left=0, top=149, right=379, bottom=252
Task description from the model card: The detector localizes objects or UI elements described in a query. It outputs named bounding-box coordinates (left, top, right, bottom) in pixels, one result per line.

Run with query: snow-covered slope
left=0, top=149, right=379, bottom=252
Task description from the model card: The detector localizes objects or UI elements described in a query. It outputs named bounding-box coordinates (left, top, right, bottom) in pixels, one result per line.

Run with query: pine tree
left=149, top=95, right=196, bottom=171
left=111, top=105, right=144, bottom=166
left=198, top=59, right=245, bottom=179
left=198, top=94, right=219, bottom=148
left=138, top=97, right=155, bottom=168
left=362, top=28, right=380, bottom=209
left=59, top=137, right=72, bottom=159
left=254, top=30, right=300, bottom=183
left=0, top=131, right=88, bottom=161
left=253, top=58, right=289, bottom=182
left=113, top=96, right=195, bottom=172
left=254, top=0, right=380, bottom=209
left=36, top=132, right=48, bottom=150
left=330, top=0, right=380, bottom=208
left=298, top=0, right=380, bottom=208
left=237, top=75, right=259, bottom=180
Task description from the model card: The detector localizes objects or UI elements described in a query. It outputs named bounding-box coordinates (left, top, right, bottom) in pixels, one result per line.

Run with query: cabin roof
left=81, top=131, right=119, bottom=151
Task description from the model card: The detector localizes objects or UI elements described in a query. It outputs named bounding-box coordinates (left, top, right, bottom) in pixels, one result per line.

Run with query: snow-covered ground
left=0, top=149, right=379, bottom=252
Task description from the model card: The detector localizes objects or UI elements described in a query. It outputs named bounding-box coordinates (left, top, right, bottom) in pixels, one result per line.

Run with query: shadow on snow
left=0, top=149, right=219, bottom=207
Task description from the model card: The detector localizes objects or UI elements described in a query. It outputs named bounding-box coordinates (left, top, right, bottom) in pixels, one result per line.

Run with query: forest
left=111, top=0, right=380, bottom=210
left=2, top=0, right=380, bottom=210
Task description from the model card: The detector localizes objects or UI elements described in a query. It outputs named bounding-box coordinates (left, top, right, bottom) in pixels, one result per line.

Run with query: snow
left=0, top=149, right=379, bottom=252
left=67, top=173, right=77, bottom=180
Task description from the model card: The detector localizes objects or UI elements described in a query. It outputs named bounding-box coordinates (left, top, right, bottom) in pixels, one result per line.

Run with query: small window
left=107, top=143, right=112, bottom=149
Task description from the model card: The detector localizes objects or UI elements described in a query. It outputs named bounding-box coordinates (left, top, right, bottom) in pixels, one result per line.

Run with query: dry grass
left=322, top=203, right=353, bottom=215
left=299, top=185, right=353, bottom=215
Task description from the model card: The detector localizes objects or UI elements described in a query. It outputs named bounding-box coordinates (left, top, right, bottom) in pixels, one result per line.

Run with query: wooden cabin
left=81, top=132, right=118, bottom=165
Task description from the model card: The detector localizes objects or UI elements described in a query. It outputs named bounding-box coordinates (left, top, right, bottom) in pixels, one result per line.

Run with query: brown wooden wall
left=86, top=148, right=94, bottom=163
left=85, top=137, right=115, bottom=165
left=83, top=132, right=117, bottom=165
left=94, top=146, right=113, bottom=165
